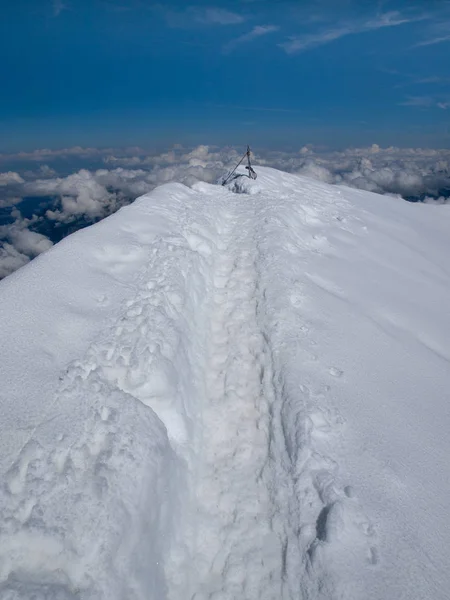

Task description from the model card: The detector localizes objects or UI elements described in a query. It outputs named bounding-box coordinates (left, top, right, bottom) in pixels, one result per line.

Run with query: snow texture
left=0, top=167, right=449, bottom=599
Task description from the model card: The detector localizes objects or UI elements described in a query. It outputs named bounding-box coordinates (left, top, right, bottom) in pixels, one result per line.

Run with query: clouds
left=4, top=146, right=233, bottom=225
left=0, top=146, right=235, bottom=278
left=0, top=144, right=238, bottom=277
left=1, top=143, right=449, bottom=280
left=224, top=24, right=279, bottom=53
left=6, top=228, right=53, bottom=257
left=0, top=172, right=24, bottom=186
left=197, top=8, right=245, bottom=26
left=400, top=96, right=450, bottom=110
left=0, top=244, right=30, bottom=279
left=0, top=172, right=26, bottom=208
left=28, top=170, right=119, bottom=222
left=340, top=164, right=424, bottom=196
left=254, top=145, right=449, bottom=199
left=161, top=5, right=245, bottom=29
left=416, top=34, right=450, bottom=47
left=281, top=10, right=425, bottom=54
left=415, top=15, right=450, bottom=48
left=0, top=221, right=53, bottom=279
left=159, top=2, right=419, bottom=58
left=3, top=2, right=449, bottom=156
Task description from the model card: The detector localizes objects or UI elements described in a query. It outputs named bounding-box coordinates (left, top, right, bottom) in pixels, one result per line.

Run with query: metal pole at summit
left=222, top=146, right=257, bottom=186
left=245, top=146, right=257, bottom=180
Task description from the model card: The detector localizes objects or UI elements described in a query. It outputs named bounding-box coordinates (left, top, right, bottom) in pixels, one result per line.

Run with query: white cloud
left=400, top=96, right=450, bottom=110
left=0, top=197, right=21, bottom=209
left=96, top=144, right=450, bottom=201
left=29, top=170, right=119, bottom=222
left=416, top=34, right=450, bottom=47
left=161, top=5, right=245, bottom=28
left=400, top=96, right=434, bottom=107
left=224, top=25, right=279, bottom=53
left=297, top=161, right=334, bottom=185
left=0, top=221, right=53, bottom=280
left=255, top=145, right=450, bottom=198
left=281, top=11, right=425, bottom=54
left=197, top=8, right=245, bottom=25
left=18, top=148, right=232, bottom=224
left=0, top=243, right=30, bottom=279
left=22, top=165, right=58, bottom=179
left=0, top=172, right=26, bottom=208
left=7, top=228, right=53, bottom=257
left=0, top=172, right=24, bottom=186
left=364, top=11, right=414, bottom=29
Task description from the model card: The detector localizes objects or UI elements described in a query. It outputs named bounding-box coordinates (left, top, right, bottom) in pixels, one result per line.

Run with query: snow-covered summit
left=1, top=167, right=449, bottom=599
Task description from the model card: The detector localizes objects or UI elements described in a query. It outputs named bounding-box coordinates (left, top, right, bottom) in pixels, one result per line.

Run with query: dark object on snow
left=246, top=165, right=257, bottom=180
left=222, top=146, right=257, bottom=186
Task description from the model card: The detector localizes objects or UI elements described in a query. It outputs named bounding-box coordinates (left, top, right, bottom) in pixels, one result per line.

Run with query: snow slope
left=0, top=167, right=449, bottom=600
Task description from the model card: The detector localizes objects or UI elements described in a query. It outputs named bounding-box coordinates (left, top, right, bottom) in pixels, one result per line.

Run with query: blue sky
left=1, top=0, right=449, bottom=151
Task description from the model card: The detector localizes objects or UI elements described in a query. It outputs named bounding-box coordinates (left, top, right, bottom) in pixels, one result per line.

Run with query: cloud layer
left=0, top=144, right=449, bottom=279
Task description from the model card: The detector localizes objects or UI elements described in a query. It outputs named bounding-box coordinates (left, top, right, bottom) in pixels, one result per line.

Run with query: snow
left=0, top=166, right=449, bottom=599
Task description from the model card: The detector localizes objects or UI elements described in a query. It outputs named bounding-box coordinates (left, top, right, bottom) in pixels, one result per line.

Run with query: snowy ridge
left=1, top=167, right=450, bottom=599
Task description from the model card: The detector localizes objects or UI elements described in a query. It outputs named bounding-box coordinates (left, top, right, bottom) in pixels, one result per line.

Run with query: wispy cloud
left=224, top=24, right=279, bottom=54
left=281, top=11, right=425, bottom=54
left=415, top=34, right=450, bottom=47
left=400, top=96, right=449, bottom=109
left=393, top=74, right=450, bottom=89
left=196, top=8, right=245, bottom=26
left=415, top=76, right=449, bottom=84
left=400, top=96, right=434, bottom=107
left=161, top=6, right=245, bottom=28
left=52, top=0, right=67, bottom=17
left=414, top=12, right=450, bottom=48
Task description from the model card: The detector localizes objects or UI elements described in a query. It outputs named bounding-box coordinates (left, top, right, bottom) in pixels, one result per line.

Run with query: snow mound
left=0, top=168, right=450, bottom=599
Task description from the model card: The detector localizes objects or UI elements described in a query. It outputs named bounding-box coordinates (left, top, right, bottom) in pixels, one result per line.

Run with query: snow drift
left=0, top=167, right=449, bottom=600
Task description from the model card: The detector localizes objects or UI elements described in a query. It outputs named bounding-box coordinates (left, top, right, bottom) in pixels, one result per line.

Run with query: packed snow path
left=1, top=168, right=450, bottom=600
